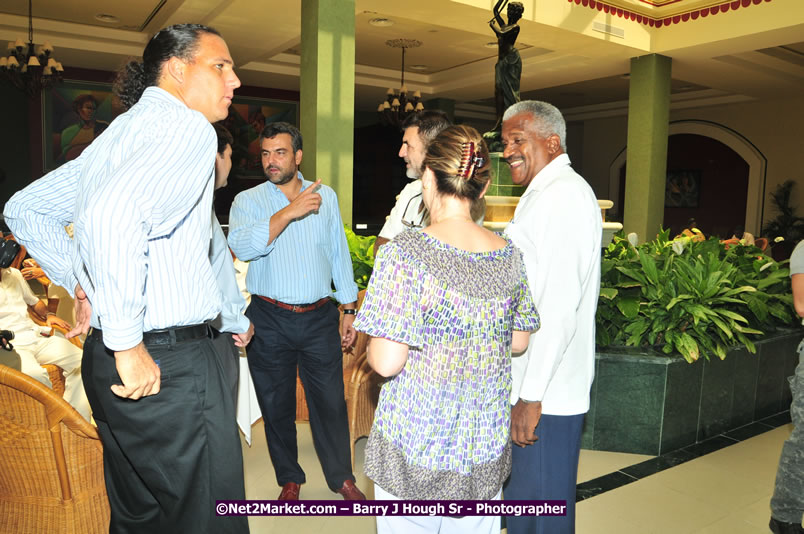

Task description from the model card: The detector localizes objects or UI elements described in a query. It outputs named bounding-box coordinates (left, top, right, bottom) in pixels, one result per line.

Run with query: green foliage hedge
left=596, top=230, right=794, bottom=362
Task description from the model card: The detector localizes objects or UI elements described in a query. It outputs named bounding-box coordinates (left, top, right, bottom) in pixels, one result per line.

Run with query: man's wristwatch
left=343, top=309, right=356, bottom=315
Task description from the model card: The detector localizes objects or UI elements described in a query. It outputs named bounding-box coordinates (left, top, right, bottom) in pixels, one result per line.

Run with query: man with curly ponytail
left=4, top=24, right=248, bottom=533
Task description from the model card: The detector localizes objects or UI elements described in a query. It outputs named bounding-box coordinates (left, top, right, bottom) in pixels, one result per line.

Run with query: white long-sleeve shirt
left=504, top=153, right=602, bottom=416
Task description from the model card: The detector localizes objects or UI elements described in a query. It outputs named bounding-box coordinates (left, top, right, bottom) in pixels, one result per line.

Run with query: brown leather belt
left=257, top=295, right=330, bottom=313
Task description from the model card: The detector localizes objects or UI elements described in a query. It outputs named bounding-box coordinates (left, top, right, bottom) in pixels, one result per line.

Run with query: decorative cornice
left=567, top=0, right=772, bottom=26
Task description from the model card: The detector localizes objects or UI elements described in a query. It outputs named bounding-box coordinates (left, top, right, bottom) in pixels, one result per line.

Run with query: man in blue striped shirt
left=4, top=24, right=248, bottom=533
left=228, top=122, right=365, bottom=501
left=210, top=122, right=254, bottom=402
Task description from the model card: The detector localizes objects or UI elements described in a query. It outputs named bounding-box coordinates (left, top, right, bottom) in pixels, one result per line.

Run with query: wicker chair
left=345, top=351, right=382, bottom=466
left=0, top=365, right=109, bottom=534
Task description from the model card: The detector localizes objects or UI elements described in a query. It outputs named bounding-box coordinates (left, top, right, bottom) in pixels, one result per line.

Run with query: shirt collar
left=265, top=171, right=307, bottom=196
left=520, top=153, right=572, bottom=197
left=139, top=86, right=187, bottom=108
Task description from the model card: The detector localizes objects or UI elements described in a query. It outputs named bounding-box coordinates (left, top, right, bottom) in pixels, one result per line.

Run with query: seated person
left=0, top=265, right=90, bottom=420
left=21, top=258, right=76, bottom=325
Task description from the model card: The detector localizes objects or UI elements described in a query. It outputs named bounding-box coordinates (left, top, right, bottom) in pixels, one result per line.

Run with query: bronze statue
left=489, top=0, right=524, bottom=131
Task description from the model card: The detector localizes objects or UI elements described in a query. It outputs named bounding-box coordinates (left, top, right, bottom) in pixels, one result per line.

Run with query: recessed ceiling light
left=369, top=18, right=394, bottom=27
left=485, top=42, right=498, bottom=48
left=409, top=64, right=428, bottom=71
left=95, top=13, right=120, bottom=23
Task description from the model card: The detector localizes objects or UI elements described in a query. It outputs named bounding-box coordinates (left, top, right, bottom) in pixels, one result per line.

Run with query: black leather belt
left=89, top=323, right=210, bottom=346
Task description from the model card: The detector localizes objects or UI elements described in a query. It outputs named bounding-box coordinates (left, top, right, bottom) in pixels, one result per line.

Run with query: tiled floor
left=240, top=420, right=794, bottom=534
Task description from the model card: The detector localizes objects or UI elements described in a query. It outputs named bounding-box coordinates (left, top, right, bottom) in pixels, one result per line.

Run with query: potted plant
left=596, top=229, right=794, bottom=362
left=763, top=180, right=804, bottom=261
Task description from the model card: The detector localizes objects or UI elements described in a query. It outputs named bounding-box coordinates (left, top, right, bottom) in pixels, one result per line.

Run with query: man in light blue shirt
left=210, top=122, right=253, bottom=401
left=4, top=24, right=248, bottom=533
left=228, top=122, right=365, bottom=501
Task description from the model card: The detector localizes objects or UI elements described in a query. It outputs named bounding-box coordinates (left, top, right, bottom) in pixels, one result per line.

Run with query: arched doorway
left=609, top=121, right=767, bottom=237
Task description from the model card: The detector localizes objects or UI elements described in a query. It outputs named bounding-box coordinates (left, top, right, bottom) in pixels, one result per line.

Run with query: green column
left=623, top=54, right=671, bottom=242
left=300, top=0, right=355, bottom=225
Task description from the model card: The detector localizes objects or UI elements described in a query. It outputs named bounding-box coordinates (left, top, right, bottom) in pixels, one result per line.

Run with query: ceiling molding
left=567, top=0, right=773, bottom=25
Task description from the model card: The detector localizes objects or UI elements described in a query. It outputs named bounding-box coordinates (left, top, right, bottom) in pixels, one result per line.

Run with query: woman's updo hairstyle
left=423, top=124, right=491, bottom=202
left=114, top=24, right=221, bottom=111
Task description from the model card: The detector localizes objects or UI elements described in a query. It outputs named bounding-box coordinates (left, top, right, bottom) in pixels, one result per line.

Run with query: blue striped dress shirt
left=4, top=87, right=223, bottom=350
left=227, top=173, right=358, bottom=306
left=210, top=212, right=250, bottom=334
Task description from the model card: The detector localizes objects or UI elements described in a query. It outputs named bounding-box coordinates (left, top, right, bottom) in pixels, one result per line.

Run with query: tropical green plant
left=344, top=225, right=376, bottom=290
left=762, top=180, right=804, bottom=243
left=596, top=230, right=794, bottom=363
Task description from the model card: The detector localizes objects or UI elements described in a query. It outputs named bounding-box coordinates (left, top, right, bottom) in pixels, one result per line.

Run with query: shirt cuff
left=332, top=286, right=358, bottom=306
left=99, top=319, right=143, bottom=351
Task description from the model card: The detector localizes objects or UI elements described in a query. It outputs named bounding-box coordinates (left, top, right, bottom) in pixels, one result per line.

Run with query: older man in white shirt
left=1, top=265, right=89, bottom=420
left=502, top=100, right=602, bottom=534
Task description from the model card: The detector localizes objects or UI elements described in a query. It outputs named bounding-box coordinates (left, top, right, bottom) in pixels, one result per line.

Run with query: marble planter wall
left=582, top=329, right=802, bottom=456
left=487, top=153, right=525, bottom=198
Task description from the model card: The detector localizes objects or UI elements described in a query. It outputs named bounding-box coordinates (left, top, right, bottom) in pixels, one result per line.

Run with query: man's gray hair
left=503, top=100, right=567, bottom=152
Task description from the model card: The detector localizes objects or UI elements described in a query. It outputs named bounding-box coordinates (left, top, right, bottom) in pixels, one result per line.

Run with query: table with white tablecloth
left=236, top=351, right=262, bottom=445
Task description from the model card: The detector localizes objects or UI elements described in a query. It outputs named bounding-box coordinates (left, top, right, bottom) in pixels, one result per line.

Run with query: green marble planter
left=487, top=153, right=525, bottom=198
left=582, top=329, right=802, bottom=455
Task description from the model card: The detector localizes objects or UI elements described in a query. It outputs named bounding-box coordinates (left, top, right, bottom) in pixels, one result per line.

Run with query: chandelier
left=377, top=39, right=424, bottom=127
left=0, top=0, right=64, bottom=97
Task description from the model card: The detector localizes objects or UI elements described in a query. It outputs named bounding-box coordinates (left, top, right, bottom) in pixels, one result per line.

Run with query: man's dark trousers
left=211, top=327, right=241, bottom=407
left=246, top=297, right=353, bottom=492
left=82, top=329, right=248, bottom=534
left=504, top=412, right=585, bottom=534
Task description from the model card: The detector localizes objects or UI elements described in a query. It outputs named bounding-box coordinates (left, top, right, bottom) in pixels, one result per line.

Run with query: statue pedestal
left=485, top=153, right=622, bottom=245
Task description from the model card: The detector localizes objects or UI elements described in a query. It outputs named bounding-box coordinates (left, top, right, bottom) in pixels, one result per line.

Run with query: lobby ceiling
left=1, top=0, right=802, bottom=121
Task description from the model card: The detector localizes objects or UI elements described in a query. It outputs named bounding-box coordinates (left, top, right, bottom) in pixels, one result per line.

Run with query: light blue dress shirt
left=4, top=87, right=226, bottom=350
left=227, top=173, right=358, bottom=306
left=210, top=212, right=250, bottom=334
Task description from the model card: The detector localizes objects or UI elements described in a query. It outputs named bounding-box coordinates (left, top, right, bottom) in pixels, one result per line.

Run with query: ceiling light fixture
left=0, top=0, right=63, bottom=97
left=95, top=13, right=120, bottom=24
left=369, top=18, right=395, bottom=27
left=378, top=38, right=424, bottom=127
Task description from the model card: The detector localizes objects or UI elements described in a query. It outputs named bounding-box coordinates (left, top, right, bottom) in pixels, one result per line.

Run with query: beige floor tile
left=577, top=475, right=732, bottom=533
left=732, top=495, right=774, bottom=530
left=577, top=495, right=645, bottom=533
left=694, top=513, right=771, bottom=534
left=577, top=449, right=653, bottom=483
left=239, top=417, right=791, bottom=534
left=646, top=458, right=772, bottom=509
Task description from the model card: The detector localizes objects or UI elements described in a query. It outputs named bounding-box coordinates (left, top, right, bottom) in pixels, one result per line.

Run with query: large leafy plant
left=597, top=230, right=794, bottom=363
left=343, top=225, right=376, bottom=290
left=762, top=180, right=804, bottom=244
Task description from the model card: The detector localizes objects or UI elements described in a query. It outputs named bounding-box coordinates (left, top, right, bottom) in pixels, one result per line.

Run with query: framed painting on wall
left=42, top=83, right=298, bottom=196
left=222, top=95, right=299, bottom=177
left=213, top=95, right=299, bottom=222
left=42, top=80, right=124, bottom=173
left=665, top=169, right=702, bottom=208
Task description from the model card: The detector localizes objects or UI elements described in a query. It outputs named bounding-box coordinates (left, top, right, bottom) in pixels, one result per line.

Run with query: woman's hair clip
left=459, top=142, right=485, bottom=181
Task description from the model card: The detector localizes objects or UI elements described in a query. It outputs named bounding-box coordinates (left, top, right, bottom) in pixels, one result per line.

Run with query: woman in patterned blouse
left=354, top=125, right=541, bottom=534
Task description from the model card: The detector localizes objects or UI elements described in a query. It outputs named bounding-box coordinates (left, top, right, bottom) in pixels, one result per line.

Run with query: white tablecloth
left=232, top=259, right=262, bottom=445
left=236, top=353, right=262, bottom=445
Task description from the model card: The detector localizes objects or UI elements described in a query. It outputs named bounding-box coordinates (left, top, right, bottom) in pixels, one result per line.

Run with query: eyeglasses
left=400, top=192, right=424, bottom=229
